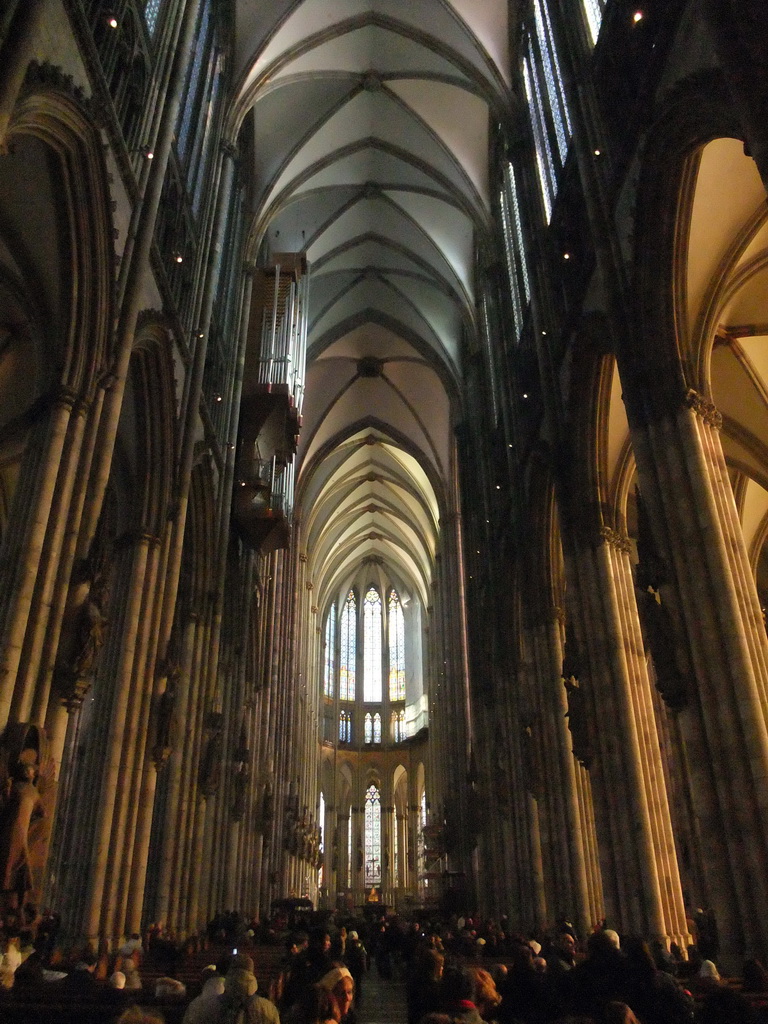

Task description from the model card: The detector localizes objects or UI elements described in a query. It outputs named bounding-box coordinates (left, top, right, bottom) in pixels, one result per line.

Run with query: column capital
left=599, top=525, right=632, bottom=554
left=684, top=388, right=722, bottom=429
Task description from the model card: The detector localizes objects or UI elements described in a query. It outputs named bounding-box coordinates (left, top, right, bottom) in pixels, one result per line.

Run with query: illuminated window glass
left=392, top=710, right=406, bottom=743
left=393, top=811, right=399, bottom=887
left=418, top=791, right=427, bottom=888
left=318, top=792, right=325, bottom=888
left=523, top=56, right=555, bottom=222
left=373, top=713, right=382, bottom=743
left=347, top=810, right=352, bottom=888
left=177, top=0, right=211, bottom=162
left=340, top=590, right=356, bottom=701
left=324, top=604, right=336, bottom=698
left=364, top=785, right=382, bottom=887
left=365, top=712, right=373, bottom=744
left=388, top=589, right=406, bottom=701
left=523, top=0, right=572, bottom=223
left=339, top=710, right=351, bottom=743
left=363, top=587, right=382, bottom=702
left=534, top=0, right=572, bottom=161
left=192, top=57, right=223, bottom=214
left=583, top=0, right=605, bottom=45
left=144, top=0, right=162, bottom=33
left=500, top=164, right=531, bottom=341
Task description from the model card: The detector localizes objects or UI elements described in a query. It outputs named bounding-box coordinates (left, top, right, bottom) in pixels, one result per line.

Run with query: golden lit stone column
left=599, top=530, right=689, bottom=948
left=567, top=529, right=687, bottom=944
left=0, top=393, right=77, bottom=727
left=630, top=391, right=768, bottom=958
left=529, top=612, right=593, bottom=937
left=80, top=533, right=154, bottom=941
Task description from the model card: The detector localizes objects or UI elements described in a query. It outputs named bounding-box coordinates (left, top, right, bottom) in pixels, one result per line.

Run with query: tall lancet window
left=363, top=587, right=382, bottom=702
left=324, top=603, right=336, bottom=698
left=388, top=589, right=406, bottom=701
left=340, top=590, right=356, bottom=701
left=582, top=0, right=605, bottom=45
left=523, top=0, right=572, bottom=222
left=392, top=710, right=406, bottom=743
left=339, top=710, right=351, bottom=743
left=144, top=0, right=163, bottom=33
left=364, top=784, right=382, bottom=887
left=347, top=810, right=352, bottom=889
left=500, top=164, right=531, bottom=341
left=365, top=713, right=373, bottom=744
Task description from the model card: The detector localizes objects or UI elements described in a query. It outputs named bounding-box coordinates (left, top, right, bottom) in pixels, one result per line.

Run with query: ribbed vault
left=233, top=0, right=512, bottom=610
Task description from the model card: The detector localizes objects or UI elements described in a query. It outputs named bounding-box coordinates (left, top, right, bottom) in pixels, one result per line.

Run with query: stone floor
left=357, top=967, right=408, bottom=1024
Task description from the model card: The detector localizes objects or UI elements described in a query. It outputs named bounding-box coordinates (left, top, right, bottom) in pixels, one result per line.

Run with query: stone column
left=630, top=391, right=768, bottom=958
left=0, top=393, right=77, bottom=727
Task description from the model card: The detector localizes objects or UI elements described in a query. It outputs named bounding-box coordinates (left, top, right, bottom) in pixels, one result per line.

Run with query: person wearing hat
left=318, top=966, right=355, bottom=1024
left=206, top=962, right=281, bottom=1024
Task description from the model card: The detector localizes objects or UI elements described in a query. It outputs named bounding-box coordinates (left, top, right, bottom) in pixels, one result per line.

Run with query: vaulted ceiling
left=231, top=0, right=516, bottom=597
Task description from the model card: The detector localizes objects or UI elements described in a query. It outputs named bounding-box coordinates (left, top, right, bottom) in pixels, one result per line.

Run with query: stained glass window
left=324, top=603, right=336, bottom=698
left=523, top=0, right=573, bottom=223
left=364, top=785, right=382, bottom=887
left=418, top=791, right=427, bottom=888
left=340, top=590, right=356, bottom=700
left=318, top=792, right=325, bottom=888
left=583, top=0, right=605, bottom=45
left=392, top=710, right=406, bottom=742
left=144, top=0, right=162, bottom=34
left=339, top=710, right=351, bottom=743
left=347, top=810, right=352, bottom=888
left=388, top=589, right=406, bottom=701
left=177, top=0, right=211, bottom=162
left=393, top=811, right=399, bottom=887
left=534, top=0, right=572, bottom=161
left=365, top=712, right=372, bottom=744
left=363, top=587, right=382, bottom=702
left=373, top=713, right=382, bottom=743
left=500, top=162, right=531, bottom=342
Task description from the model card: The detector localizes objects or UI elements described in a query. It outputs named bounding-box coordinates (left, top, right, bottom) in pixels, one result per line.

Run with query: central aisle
left=357, top=968, right=408, bottom=1024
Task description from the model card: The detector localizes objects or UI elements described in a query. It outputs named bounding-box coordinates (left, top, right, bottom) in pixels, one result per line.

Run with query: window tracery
left=363, top=587, right=382, bottom=702
left=324, top=603, right=336, bottom=698
left=388, top=589, right=406, bottom=701
left=340, top=590, right=356, bottom=701
left=364, top=784, right=382, bottom=887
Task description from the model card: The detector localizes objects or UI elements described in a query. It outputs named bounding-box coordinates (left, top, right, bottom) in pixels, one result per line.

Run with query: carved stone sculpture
left=0, top=726, right=53, bottom=912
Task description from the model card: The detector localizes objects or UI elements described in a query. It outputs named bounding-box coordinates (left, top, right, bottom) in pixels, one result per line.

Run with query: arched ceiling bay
left=303, top=428, right=440, bottom=612
left=232, top=0, right=512, bottom=597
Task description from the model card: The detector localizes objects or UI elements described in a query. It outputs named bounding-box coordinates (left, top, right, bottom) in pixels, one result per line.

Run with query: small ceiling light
left=108, top=14, right=118, bottom=28
left=496, top=485, right=501, bottom=490
left=594, top=148, right=601, bottom=156
left=563, top=252, right=571, bottom=260
left=216, top=394, right=222, bottom=402
left=633, top=10, right=643, bottom=22
left=522, top=393, right=528, bottom=399
left=541, top=330, right=547, bottom=336
left=174, top=253, right=183, bottom=263
left=145, top=149, right=154, bottom=160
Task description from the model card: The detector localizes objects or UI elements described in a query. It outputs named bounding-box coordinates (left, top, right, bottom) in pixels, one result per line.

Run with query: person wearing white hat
left=319, top=965, right=355, bottom=1024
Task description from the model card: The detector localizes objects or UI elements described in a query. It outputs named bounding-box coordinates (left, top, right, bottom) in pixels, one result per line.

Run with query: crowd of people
left=0, top=903, right=767, bottom=1024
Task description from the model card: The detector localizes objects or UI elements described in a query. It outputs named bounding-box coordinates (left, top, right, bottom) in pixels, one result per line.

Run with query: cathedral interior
left=1, top=0, right=768, bottom=968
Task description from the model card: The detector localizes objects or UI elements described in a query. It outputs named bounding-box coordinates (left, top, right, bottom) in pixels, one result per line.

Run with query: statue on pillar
left=0, top=725, right=53, bottom=912
left=261, top=779, right=274, bottom=835
left=634, top=487, right=690, bottom=711
left=562, top=633, right=593, bottom=768
left=151, top=660, right=179, bottom=769
left=53, top=556, right=112, bottom=708
left=199, top=714, right=223, bottom=798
